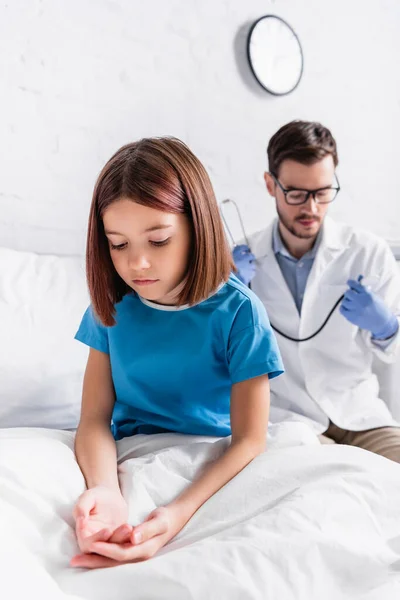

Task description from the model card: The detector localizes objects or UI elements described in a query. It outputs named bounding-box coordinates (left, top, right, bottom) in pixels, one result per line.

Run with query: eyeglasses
left=271, top=173, right=340, bottom=205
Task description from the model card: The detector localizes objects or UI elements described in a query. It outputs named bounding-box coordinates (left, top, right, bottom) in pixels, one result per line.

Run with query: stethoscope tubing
left=220, top=198, right=344, bottom=342
left=269, top=295, right=345, bottom=342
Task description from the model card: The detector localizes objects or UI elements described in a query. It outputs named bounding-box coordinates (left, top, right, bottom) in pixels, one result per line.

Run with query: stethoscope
left=220, top=198, right=346, bottom=342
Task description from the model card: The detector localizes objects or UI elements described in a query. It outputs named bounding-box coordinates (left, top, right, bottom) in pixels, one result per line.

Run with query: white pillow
left=0, top=247, right=89, bottom=429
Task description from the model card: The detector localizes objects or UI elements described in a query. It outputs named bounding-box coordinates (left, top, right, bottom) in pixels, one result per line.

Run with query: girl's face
left=103, top=198, right=192, bottom=305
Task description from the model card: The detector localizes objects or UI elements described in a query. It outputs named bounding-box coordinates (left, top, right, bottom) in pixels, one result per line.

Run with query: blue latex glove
left=340, top=276, right=399, bottom=339
left=233, top=244, right=257, bottom=286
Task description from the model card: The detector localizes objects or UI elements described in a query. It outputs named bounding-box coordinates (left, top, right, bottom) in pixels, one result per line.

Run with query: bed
left=1, top=246, right=400, bottom=599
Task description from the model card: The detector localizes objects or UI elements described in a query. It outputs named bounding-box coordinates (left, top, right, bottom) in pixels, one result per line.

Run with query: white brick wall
left=0, top=0, right=399, bottom=255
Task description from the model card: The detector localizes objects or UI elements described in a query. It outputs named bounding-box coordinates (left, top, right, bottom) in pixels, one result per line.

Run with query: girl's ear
left=264, top=172, right=276, bottom=197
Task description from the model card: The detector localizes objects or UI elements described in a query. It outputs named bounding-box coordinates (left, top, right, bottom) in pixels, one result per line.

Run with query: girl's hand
left=70, top=504, right=187, bottom=569
left=72, top=485, right=129, bottom=555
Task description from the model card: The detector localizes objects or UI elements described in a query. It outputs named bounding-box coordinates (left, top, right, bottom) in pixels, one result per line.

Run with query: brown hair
left=267, top=120, right=338, bottom=176
left=86, top=137, right=233, bottom=326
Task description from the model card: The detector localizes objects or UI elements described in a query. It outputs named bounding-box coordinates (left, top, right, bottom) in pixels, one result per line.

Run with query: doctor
left=234, top=120, right=400, bottom=461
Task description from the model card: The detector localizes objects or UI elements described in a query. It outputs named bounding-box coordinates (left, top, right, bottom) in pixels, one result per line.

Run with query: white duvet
left=1, top=425, right=400, bottom=600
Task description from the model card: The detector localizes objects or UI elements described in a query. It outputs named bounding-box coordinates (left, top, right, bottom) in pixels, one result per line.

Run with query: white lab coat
left=249, top=217, right=400, bottom=434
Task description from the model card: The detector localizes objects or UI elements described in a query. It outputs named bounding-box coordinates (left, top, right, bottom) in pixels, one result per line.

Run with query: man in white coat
left=234, top=120, right=400, bottom=462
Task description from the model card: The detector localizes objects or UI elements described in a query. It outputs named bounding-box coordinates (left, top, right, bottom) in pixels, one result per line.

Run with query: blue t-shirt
left=75, top=274, right=284, bottom=440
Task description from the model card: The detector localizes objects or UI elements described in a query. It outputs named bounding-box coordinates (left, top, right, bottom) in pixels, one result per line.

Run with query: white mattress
left=1, top=425, right=400, bottom=599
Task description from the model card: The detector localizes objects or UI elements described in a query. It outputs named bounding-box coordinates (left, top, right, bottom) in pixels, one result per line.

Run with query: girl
left=71, top=137, right=284, bottom=568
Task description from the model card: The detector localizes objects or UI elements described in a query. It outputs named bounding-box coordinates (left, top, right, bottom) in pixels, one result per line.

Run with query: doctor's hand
left=340, top=277, right=399, bottom=339
left=72, top=485, right=129, bottom=556
left=233, top=244, right=256, bottom=286
left=70, top=504, right=186, bottom=569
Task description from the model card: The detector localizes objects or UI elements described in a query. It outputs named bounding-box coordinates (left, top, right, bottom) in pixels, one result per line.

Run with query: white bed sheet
left=1, top=425, right=400, bottom=600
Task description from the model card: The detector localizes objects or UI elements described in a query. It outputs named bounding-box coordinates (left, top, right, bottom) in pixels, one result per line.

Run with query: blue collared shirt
left=272, top=221, right=321, bottom=313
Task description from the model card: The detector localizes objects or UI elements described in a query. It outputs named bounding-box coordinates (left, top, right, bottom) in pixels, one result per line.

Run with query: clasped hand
left=71, top=485, right=185, bottom=569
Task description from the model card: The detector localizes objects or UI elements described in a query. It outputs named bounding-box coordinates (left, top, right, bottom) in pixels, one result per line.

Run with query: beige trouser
left=319, top=422, right=400, bottom=463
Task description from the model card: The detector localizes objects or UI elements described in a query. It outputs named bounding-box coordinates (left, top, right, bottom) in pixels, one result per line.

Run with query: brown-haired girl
left=71, top=137, right=283, bottom=568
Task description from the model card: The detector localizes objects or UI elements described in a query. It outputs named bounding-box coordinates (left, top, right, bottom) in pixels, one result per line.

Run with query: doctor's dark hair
left=86, top=137, right=233, bottom=326
left=267, top=120, right=338, bottom=176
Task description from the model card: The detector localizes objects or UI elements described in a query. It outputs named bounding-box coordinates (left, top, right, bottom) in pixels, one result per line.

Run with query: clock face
left=247, top=15, right=303, bottom=95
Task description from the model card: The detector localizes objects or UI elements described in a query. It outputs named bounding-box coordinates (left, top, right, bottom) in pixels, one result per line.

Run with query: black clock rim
left=246, top=14, right=304, bottom=96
